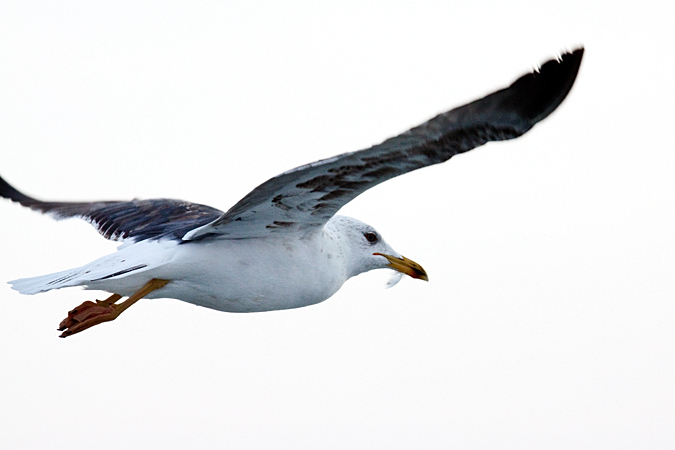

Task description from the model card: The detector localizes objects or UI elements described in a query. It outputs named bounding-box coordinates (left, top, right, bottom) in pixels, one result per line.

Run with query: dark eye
left=364, top=232, right=378, bottom=243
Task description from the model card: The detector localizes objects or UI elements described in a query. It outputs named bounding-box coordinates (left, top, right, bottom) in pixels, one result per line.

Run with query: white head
left=326, top=215, right=428, bottom=281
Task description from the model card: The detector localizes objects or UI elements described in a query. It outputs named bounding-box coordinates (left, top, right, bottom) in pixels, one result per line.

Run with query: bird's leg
left=58, top=278, right=170, bottom=338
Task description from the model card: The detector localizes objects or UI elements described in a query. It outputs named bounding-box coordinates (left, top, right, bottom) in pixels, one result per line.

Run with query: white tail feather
left=10, top=267, right=85, bottom=294
left=8, top=239, right=178, bottom=295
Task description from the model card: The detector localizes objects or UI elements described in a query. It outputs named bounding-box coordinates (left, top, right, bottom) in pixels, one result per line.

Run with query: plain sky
left=1, top=1, right=674, bottom=449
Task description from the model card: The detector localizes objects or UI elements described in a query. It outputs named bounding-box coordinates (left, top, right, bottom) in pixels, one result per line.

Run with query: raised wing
left=0, top=175, right=222, bottom=242
left=184, top=48, right=584, bottom=241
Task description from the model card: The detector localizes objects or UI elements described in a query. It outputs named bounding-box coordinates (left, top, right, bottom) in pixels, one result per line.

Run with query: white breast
left=82, top=226, right=350, bottom=313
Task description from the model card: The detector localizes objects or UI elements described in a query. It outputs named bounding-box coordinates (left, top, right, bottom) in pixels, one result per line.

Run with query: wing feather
left=0, top=176, right=222, bottom=242
left=184, top=48, right=583, bottom=240
left=2, top=49, right=582, bottom=244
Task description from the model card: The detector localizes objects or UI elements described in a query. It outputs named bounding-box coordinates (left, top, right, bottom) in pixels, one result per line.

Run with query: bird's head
left=329, top=216, right=428, bottom=283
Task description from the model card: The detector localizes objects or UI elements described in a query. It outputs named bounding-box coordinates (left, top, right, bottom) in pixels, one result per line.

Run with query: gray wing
left=0, top=176, right=223, bottom=242
left=184, top=48, right=584, bottom=241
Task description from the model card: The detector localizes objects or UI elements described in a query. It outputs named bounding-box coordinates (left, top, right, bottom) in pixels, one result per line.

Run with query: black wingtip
left=0, top=174, right=36, bottom=206
left=501, top=47, right=584, bottom=126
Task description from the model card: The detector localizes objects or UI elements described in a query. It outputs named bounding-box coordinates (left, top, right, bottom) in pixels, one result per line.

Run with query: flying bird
left=1, top=48, right=583, bottom=337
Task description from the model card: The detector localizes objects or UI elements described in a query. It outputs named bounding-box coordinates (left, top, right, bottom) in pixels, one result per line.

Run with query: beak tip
left=376, top=253, right=428, bottom=282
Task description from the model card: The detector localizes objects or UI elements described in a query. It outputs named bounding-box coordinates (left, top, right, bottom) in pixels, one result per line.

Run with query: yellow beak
left=373, top=253, right=429, bottom=281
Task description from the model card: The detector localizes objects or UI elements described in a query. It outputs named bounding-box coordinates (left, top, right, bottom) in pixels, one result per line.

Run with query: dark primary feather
left=1, top=49, right=582, bottom=243
left=0, top=175, right=222, bottom=242
left=184, top=48, right=584, bottom=240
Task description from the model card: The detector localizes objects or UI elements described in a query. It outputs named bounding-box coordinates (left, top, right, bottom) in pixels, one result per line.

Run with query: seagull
left=1, top=48, right=583, bottom=337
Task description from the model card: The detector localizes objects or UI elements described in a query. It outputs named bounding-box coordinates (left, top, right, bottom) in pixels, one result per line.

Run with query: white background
left=1, top=1, right=673, bottom=449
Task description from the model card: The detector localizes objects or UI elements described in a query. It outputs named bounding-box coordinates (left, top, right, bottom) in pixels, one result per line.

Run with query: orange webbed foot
left=58, top=295, right=122, bottom=338
left=57, top=279, right=170, bottom=338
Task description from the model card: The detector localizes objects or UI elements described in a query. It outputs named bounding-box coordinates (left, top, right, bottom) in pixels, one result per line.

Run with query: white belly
left=86, top=235, right=348, bottom=313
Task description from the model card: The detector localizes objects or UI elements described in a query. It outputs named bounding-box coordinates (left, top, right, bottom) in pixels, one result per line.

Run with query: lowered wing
left=0, top=175, right=222, bottom=243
